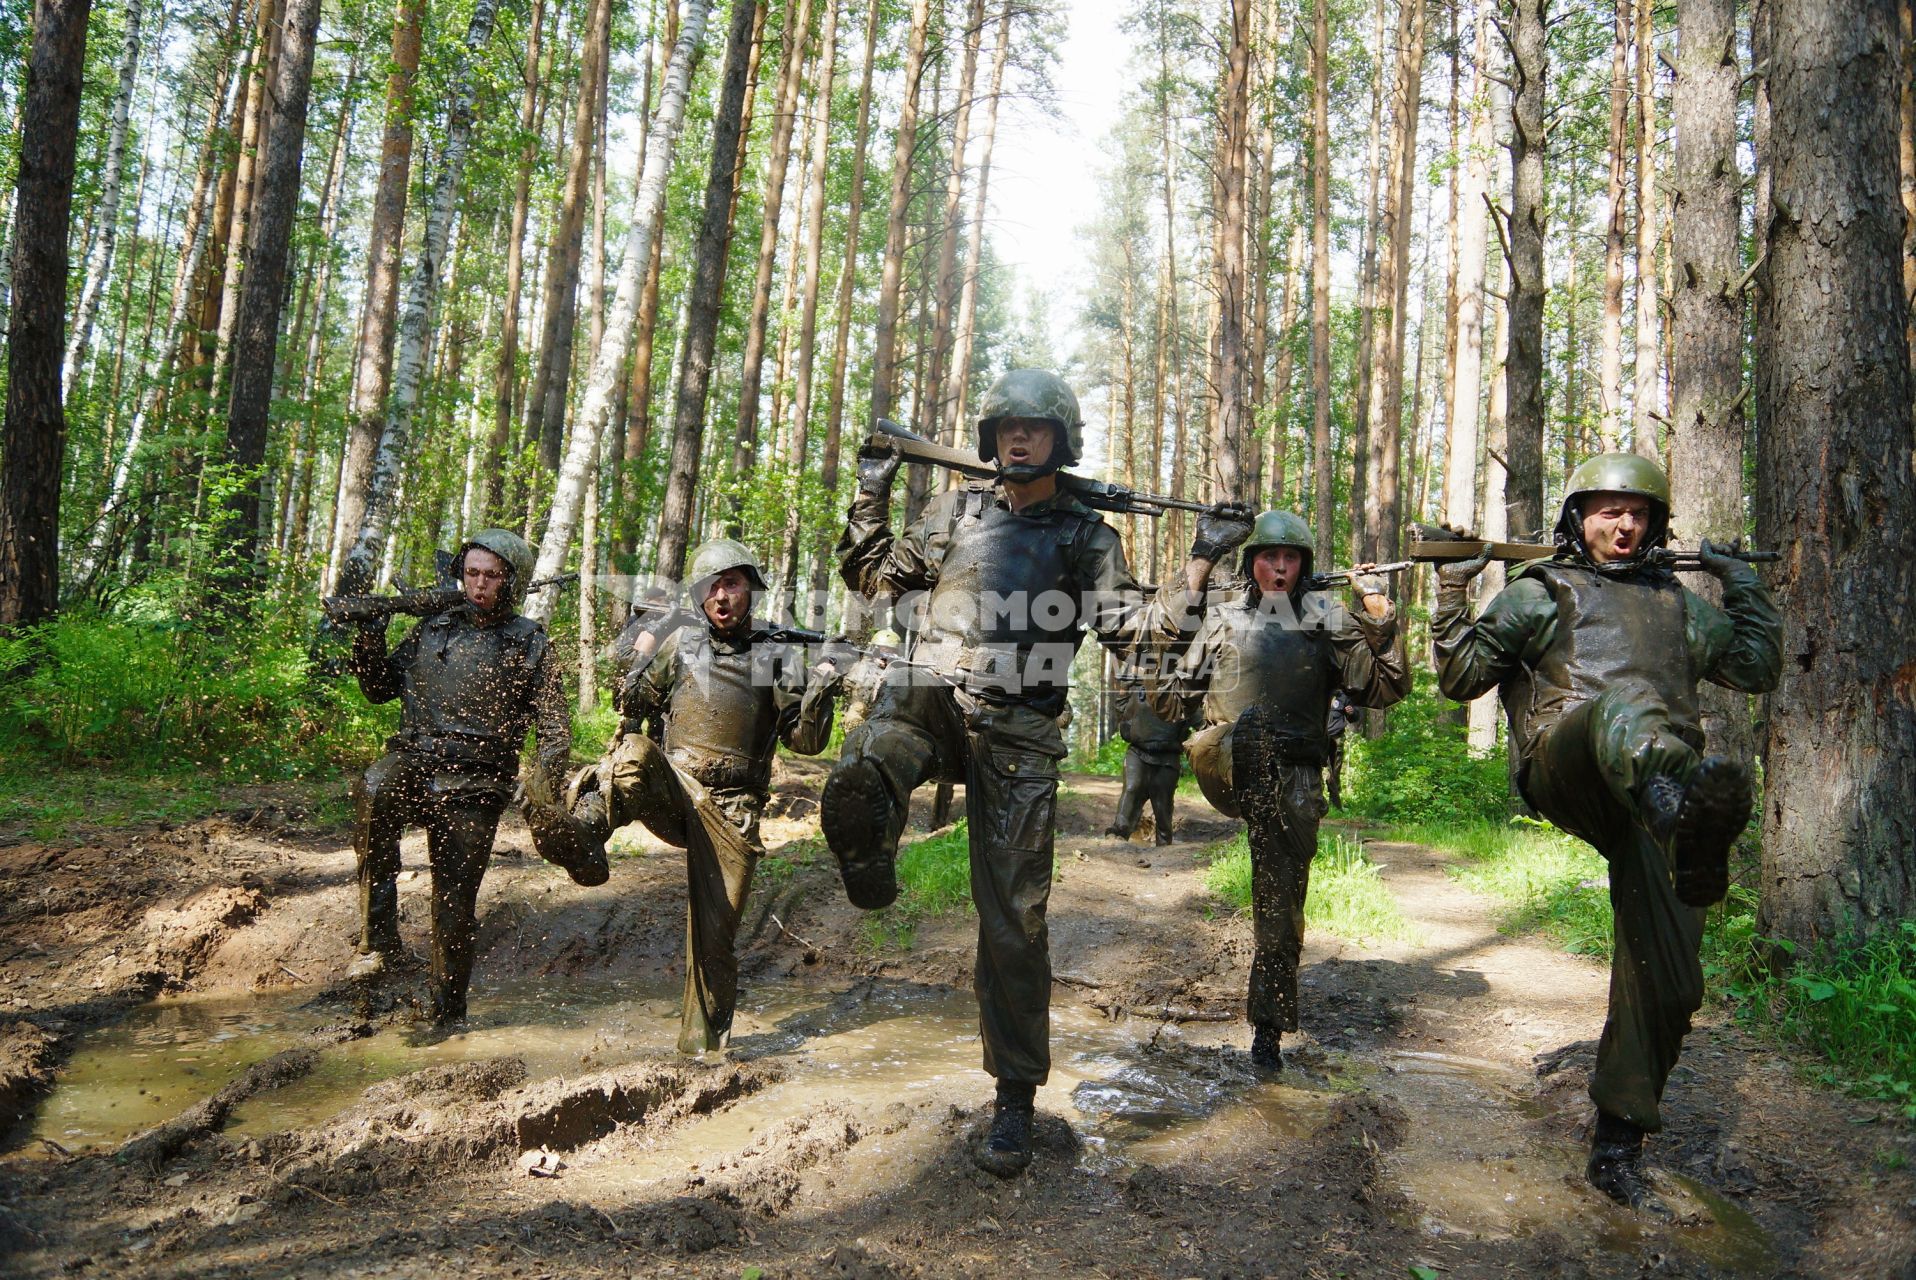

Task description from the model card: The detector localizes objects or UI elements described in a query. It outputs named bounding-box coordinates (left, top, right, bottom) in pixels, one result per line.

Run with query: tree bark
left=1755, top=0, right=1916, bottom=946
left=330, top=0, right=422, bottom=591
left=1310, top=0, right=1333, bottom=564
left=1631, top=0, right=1660, bottom=456
left=926, top=0, right=987, bottom=454
left=0, top=0, right=91, bottom=627
left=867, top=0, right=934, bottom=426
left=482, top=0, right=546, bottom=524
left=62, top=0, right=144, bottom=394
left=1369, top=0, right=1426, bottom=565
left=601, top=0, right=736, bottom=590
left=1350, top=0, right=1390, bottom=558
left=1502, top=0, right=1547, bottom=542
left=1597, top=0, right=1630, bottom=448
left=207, top=0, right=281, bottom=411
left=1443, top=3, right=1493, bottom=532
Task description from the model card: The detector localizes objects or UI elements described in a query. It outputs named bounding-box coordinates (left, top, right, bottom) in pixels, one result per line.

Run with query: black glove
left=1696, top=536, right=1753, bottom=582
left=855, top=443, right=902, bottom=499
left=1433, top=525, right=1493, bottom=589
left=1190, top=503, right=1256, bottom=563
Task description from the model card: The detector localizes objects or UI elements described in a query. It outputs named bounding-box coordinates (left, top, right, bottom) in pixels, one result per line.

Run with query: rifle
left=1307, top=560, right=1413, bottom=590
left=1406, top=528, right=1778, bottom=571
left=616, top=598, right=960, bottom=688
left=868, top=418, right=1237, bottom=519
left=322, top=572, right=578, bottom=626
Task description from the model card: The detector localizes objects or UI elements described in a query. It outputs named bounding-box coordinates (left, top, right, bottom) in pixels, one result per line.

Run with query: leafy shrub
left=1338, top=673, right=1511, bottom=824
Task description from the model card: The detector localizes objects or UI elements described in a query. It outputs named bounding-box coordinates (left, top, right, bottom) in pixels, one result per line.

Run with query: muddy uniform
left=1434, top=553, right=1779, bottom=1133
left=1106, top=682, right=1190, bottom=844
left=833, top=481, right=1195, bottom=1087
left=1169, top=583, right=1407, bottom=1040
left=600, top=623, right=837, bottom=1053
left=351, top=606, right=567, bottom=1021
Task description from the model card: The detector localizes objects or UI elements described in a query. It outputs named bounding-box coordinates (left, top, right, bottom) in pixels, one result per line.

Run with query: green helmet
left=976, top=368, right=1083, bottom=469
left=1555, top=452, right=1671, bottom=560
left=1240, top=509, right=1315, bottom=581
left=458, top=528, right=535, bottom=607
left=686, top=537, right=767, bottom=598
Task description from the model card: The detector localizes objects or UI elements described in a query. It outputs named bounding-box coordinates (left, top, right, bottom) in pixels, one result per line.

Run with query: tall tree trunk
left=330, top=0, right=422, bottom=591
left=62, top=0, right=144, bottom=393
left=1670, top=0, right=1750, bottom=769
left=1503, top=0, right=1547, bottom=542
left=342, top=0, right=503, bottom=578
left=0, top=0, right=91, bottom=627
left=730, top=0, right=817, bottom=526
left=867, top=0, right=933, bottom=426
left=1596, top=0, right=1630, bottom=448
left=926, top=0, right=986, bottom=453
left=1210, top=0, right=1252, bottom=503
left=1368, top=0, right=1426, bottom=565
left=482, top=0, right=546, bottom=523
left=1468, top=270, right=1511, bottom=753
left=938, top=2, right=1012, bottom=449
left=577, top=0, right=730, bottom=593
left=613, top=14, right=673, bottom=562
left=1631, top=0, right=1660, bottom=456
left=1267, top=220, right=1303, bottom=505
left=1159, top=8, right=1191, bottom=555
left=1309, top=0, right=1333, bottom=564
left=1351, top=0, right=1393, bottom=557
left=1444, top=3, right=1493, bottom=531
left=207, top=0, right=281, bottom=410
left=1756, top=0, right=1916, bottom=946
left=1903, top=0, right=1916, bottom=374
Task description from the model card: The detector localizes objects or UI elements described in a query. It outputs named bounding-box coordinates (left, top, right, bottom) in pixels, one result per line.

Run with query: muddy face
left=1250, top=546, right=1306, bottom=596
left=701, top=568, right=753, bottom=636
left=1579, top=491, right=1654, bottom=563
left=993, top=417, right=1056, bottom=471
left=460, top=547, right=511, bottom=617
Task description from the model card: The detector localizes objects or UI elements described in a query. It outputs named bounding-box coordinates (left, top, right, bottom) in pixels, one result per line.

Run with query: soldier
left=1431, top=454, right=1781, bottom=1212
left=348, top=529, right=601, bottom=1025
left=1160, top=511, right=1408, bottom=1071
left=525, top=538, right=843, bottom=1055
left=822, top=367, right=1247, bottom=1178
left=1103, top=674, right=1192, bottom=846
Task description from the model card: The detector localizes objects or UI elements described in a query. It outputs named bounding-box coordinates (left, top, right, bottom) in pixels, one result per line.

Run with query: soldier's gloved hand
left=1190, top=503, right=1256, bottom=563
left=1434, top=528, right=1493, bottom=589
left=855, top=443, right=902, bottom=499
left=1696, top=537, right=1754, bottom=583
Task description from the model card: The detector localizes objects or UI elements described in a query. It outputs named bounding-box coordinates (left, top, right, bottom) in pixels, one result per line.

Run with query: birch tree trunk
left=342, top=0, right=504, bottom=579
left=62, top=0, right=144, bottom=394
left=546, top=0, right=723, bottom=599
left=330, top=0, right=422, bottom=591
left=0, top=0, right=91, bottom=626
left=1503, top=0, right=1547, bottom=542
left=1755, top=0, right=1916, bottom=946
left=867, top=0, right=934, bottom=425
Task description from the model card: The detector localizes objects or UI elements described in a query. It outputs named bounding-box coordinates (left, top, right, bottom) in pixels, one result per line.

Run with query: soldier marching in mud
left=821, top=367, right=1246, bottom=1177
left=1102, top=671, right=1195, bottom=846
left=525, top=538, right=844, bottom=1055
left=1154, top=510, right=1408, bottom=1070
left=346, top=529, right=607, bottom=1026
left=1432, top=454, right=1781, bottom=1212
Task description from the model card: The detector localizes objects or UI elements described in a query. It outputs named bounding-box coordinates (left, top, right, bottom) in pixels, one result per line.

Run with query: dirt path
left=1, top=766, right=1911, bottom=1278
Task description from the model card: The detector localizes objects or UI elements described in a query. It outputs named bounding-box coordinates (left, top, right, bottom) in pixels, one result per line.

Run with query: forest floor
left=1, top=757, right=1912, bottom=1279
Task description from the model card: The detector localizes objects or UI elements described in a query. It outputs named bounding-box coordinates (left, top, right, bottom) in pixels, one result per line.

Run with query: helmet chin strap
left=997, top=459, right=1062, bottom=484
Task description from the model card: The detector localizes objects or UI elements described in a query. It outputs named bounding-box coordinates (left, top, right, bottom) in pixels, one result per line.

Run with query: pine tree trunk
left=1468, top=270, right=1511, bottom=754
left=926, top=0, right=986, bottom=453
left=1267, top=220, right=1302, bottom=505
left=1631, top=0, right=1660, bottom=456
left=62, top=0, right=144, bottom=394
left=1309, top=0, right=1333, bottom=564
left=482, top=0, right=546, bottom=524
left=1368, top=0, right=1425, bottom=565
left=938, top=2, right=1012, bottom=450
left=612, top=0, right=738, bottom=589
left=330, top=0, right=422, bottom=591
left=1444, top=5, right=1493, bottom=531
left=0, top=0, right=92, bottom=627
left=342, top=0, right=504, bottom=579
left=867, top=0, right=933, bottom=425
left=207, top=0, right=281, bottom=410
left=1210, top=0, right=1252, bottom=503
left=1754, top=0, right=1916, bottom=946
left=1351, top=0, right=1392, bottom=558
left=1159, top=8, right=1190, bottom=556
left=1503, top=0, right=1548, bottom=542
left=1597, top=0, right=1630, bottom=448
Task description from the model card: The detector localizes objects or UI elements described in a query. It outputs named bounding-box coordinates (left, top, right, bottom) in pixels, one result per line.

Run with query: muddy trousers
left=1110, top=747, right=1179, bottom=840
left=832, top=680, right=1063, bottom=1086
left=353, top=752, right=504, bottom=1016
left=599, top=734, right=761, bottom=1055
left=1523, top=688, right=1706, bottom=1133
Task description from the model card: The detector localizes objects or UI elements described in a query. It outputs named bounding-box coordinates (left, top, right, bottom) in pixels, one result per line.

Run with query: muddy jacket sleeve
left=350, top=621, right=419, bottom=706
left=1432, top=575, right=1557, bottom=702
left=1684, top=569, right=1783, bottom=695
left=772, top=649, right=839, bottom=756
left=1332, top=596, right=1410, bottom=710
left=1143, top=609, right=1222, bottom=724
left=1077, top=520, right=1205, bottom=670
left=836, top=487, right=946, bottom=597
left=619, top=630, right=682, bottom=730
left=529, top=635, right=571, bottom=775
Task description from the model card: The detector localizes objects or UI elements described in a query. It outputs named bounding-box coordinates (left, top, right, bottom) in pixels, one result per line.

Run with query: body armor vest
left=396, top=613, right=547, bottom=770
left=1202, top=595, right=1336, bottom=761
left=1118, top=690, right=1187, bottom=756
left=916, top=489, right=1096, bottom=701
left=1520, top=562, right=1700, bottom=756
left=662, top=628, right=784, bottom=792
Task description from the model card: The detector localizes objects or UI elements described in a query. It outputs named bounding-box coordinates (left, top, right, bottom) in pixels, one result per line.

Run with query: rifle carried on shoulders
left=322, top=572, right=578, bottom=625
left=1406, top=525, right=1778, bottom=571
left=868, top=418, right=1230, bottom=519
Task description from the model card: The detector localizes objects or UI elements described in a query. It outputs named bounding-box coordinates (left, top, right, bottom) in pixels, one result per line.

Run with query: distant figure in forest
left=347, top=529, right=601, bottom=1025
left=1432, top=454, right=1781, bottom=1213
left=1155, top=511, right=1407, bottom=1071
left=822, top=367, right=1242, bottom=1177
left=1103, top=675, right=1194, bottom=845
left=523, top=539, right=843, bottom=1055
left=1324, top=688, right=1357, bottom=810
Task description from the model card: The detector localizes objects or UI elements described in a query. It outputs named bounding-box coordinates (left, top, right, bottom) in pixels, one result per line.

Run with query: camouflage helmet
left=1555, top=452, right=1671, bottom=560
left=976, top=368, right=1084, bottom=468
left=457, top=528, right=535, bottom=607
left=686, top=537, right=767, bottom=598
left=1239, top=509, right=1315, bottom=581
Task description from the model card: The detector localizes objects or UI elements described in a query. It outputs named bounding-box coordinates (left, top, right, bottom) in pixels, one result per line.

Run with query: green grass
left=0, top=765, right=223, bottom=841
left=1411, top=816, right=1916, bottom=1122
left=856, top=819, right=976, bottom=952
left=1202, top=828, right=1419, bottom=945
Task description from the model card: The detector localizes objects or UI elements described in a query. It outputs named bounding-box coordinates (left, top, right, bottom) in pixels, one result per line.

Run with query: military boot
left=1250, top=1024, right=1283, bottom=1072
left=973, top=1081, right=1036, bottom=1178
left=522, top=760, right=612, bottom=887
left=352, top=875, right=402, bottom=980
left=1586, top=1113, right=1669, bottom=1215
left=1641, top=756, right=1752, bottom=908
left=821, top=757, right=899, bottom=909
